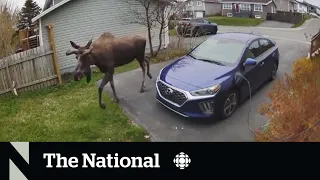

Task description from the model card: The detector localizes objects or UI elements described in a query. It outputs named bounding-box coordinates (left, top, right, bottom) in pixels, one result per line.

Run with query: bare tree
left=119, top=0, right=190, bottom=57
left=119, top=0, right=158, bottom=57
left=0, top=0, right=19, bottom=59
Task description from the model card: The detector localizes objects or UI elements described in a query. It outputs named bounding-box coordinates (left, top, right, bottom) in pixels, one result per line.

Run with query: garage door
left=195, top=11, right=203, bottom=18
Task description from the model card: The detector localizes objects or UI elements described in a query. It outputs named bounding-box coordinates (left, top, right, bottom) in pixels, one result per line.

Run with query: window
left=248, top=40, right=261, bottom=58
left=240, top=4, right=251, bottom=11
left=223, top=3, right=232, bottom=10
left=254, top=4, right=263, bottom=12
left=259, top=39, right=274, bottom=53
left=271, top=6, right=276, bottom=13
left=197, top=1, right=202, bottom=6
left=189, top=38, right=246, bottom=65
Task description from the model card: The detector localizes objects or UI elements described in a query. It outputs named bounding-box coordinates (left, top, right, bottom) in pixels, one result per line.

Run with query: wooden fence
left=266, top=11, right=303, bottom=24
left=0, top=24, right=62, bottom=96
left=310, top=30, right=320, bottom=60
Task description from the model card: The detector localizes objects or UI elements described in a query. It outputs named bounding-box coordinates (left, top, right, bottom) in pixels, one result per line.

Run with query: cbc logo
left=173, top=152, right=191, bottom=169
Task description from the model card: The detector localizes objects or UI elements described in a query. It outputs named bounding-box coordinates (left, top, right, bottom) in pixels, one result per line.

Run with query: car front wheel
left=270, top=62, right=278, bottom=81
left=219, top=90, right=239, bottom=120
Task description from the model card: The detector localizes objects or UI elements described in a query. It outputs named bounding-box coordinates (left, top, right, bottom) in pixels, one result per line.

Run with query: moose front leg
left=109, top=75, right=120, bottom=103
left=98, top=73, right=110, bottom=109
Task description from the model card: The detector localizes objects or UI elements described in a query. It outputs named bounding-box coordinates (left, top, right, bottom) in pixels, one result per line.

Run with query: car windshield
left=188, top=37, right=246, bottom=65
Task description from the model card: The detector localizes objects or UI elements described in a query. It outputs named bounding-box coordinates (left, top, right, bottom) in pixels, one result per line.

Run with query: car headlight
left=190, top=84, right=221, bottom=96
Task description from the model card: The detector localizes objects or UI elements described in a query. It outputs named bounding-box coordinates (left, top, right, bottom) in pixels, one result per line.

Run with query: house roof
left=32, top=0, right=179, bottom=23
left=32, top=0, right=71, bottom=22
left=204, top=0, right=221, bottom=3
left=220, top=0, right=274, bottom=4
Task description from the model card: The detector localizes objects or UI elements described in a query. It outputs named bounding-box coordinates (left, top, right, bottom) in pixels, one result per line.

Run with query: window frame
left=254, top=4, right=263, bottom=12
left=197, top=1, right=202, bottom=6
left=240, top=4, right=251, bottom=11
left=222, top=3, right=232, bottom=10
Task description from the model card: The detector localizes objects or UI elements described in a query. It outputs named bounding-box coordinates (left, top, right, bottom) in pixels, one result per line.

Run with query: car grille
left=157, top=81, right=188, bottom=106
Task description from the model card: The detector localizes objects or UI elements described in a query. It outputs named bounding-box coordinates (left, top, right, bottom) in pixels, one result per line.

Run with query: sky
left=9, top=0, right=45, bottom=9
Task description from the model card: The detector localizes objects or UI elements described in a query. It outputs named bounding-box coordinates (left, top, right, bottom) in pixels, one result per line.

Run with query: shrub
left=168, top=21, right=176, bottom=30
left=256, top=58, right=320, bottom=142
left=153, top=47, right=188, bottom=62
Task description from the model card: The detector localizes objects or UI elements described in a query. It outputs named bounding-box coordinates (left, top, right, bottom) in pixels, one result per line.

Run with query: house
left=185, top=0, right=222, bottom=17
left=32, top=0, right=170, bottom=74
left=220, top=0, right=277, bottom=19
left=291, top=0, right=308, bottom=13
left=273, top=0, right=294, bottom=12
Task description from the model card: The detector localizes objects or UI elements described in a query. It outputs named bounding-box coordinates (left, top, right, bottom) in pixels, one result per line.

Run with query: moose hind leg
left=109, top=75, right=119, bottom=103
left=98, top=73, right=110, bottom=109
left=145, top=56, right=152, bottom=79
left=138, top=60, right=146, bottom=93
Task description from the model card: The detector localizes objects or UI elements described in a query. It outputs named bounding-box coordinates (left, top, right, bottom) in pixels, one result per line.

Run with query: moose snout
left=74, top=71, right=83, bottom=81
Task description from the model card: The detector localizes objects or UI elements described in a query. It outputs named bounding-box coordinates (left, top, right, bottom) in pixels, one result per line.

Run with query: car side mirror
left=243, top=58, right=257, bottom=66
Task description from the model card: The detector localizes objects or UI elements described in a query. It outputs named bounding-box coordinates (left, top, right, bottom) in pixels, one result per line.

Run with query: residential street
left=98, top=18, right=320, bottom=142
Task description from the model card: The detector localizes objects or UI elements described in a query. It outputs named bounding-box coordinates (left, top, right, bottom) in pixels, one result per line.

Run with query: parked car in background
left=156, top=32, right=279, bottom=120
left=176, top=17, right=218, bottom=37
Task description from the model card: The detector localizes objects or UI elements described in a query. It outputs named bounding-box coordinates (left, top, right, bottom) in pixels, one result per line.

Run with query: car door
left=203, top=19, right=211, bottom=32
left=258, top=38, right=277, bottom=82
left=239, top=40, right=263, bottom=96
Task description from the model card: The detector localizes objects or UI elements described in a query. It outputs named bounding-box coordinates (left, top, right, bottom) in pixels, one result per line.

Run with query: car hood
left=159, top=56, right=235, bottom=91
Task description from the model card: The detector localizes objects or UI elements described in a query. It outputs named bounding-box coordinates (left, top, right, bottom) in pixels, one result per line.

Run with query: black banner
left=0, top=142, right=317, bottom=179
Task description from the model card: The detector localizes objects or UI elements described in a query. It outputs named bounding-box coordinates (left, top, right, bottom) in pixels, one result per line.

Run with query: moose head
left=66, top=39, right=93, bottom=82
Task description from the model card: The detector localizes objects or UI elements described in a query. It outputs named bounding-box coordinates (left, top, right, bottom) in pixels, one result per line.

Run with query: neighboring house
left=185, top=0, right=222, bottom=17
left=273, top=0, right=294, bottom=12
left=32, top=0, right=170, bottom=74
left=291, top=0, right=308, bottom=13
left=220, top=0, right=277, bottom=19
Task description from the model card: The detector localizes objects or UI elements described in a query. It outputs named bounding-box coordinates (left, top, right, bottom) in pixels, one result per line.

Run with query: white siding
left=40, top=0, right=166, bottom=74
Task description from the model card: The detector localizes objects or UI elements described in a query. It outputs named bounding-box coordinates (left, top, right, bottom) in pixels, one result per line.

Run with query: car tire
left=269, top=61, right=278, bottom=81
left=218, top=90, right=239, bottom=120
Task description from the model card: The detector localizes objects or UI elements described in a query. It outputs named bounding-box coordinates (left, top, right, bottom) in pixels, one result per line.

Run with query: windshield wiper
left=197, top=59, right=225, bottom=66
left=187, top=54, right=197, bottom=59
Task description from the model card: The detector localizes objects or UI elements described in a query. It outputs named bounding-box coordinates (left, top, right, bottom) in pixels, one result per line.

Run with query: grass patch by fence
left=207, top=16, right=264, bottom=26
left=291, top=14, right=312, bottom=28
left=0, top=47, right=187, bottom=142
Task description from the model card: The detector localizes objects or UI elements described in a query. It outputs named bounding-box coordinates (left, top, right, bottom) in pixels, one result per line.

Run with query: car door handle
left=259, top=62, right=264, bottom=66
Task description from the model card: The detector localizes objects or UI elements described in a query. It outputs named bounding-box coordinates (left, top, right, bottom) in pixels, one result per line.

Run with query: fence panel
left=267, top=11, right=303, bottom=24
left=310, top=30, right=320, bottom=60
left=0, top=44, right=58, bottom=95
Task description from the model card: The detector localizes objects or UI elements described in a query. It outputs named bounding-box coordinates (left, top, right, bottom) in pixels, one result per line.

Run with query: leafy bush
left=256, top=58, right=320, bottom=142
left=168, top=21, right=176, bottom=30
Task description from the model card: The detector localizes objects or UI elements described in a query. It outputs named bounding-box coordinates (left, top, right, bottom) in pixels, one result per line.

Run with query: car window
left=189, top=37, right=246, bottom=65
left=259, top=39, right=274, bottom=53
left=248, top=40, right=261, bottom=58
left=203, top=19, right=209, bottom=23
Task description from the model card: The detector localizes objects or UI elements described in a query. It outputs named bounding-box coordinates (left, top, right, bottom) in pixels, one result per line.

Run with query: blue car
left=156, top=32, right=279, bottom=119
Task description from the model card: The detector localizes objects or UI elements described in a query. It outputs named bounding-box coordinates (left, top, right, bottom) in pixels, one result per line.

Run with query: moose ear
left=70, top=41, right=80, bottom=49
left=85, top=38, right=93, bottom=49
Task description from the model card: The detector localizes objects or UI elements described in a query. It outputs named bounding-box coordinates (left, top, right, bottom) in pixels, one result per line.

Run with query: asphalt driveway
left=97, top=18, right=319, bottom=142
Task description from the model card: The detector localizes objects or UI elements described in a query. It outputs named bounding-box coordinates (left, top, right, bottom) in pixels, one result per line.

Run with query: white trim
left=197, top=1, right=202, bottom=6
left=32, top=0, right=72, bottom=22
left=39, top=18, right=43, bottom=46
left=227, top=13, right=233, bottom=17
left=254, top=4, right=263, bottom=12
left=222, top=3, right=232, bottom=10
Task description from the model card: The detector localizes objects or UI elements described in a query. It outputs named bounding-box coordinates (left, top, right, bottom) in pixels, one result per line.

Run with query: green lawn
left=169, top=29, right=177, bottom=36
left=207, top=16, right=264, bottom=26
left=0, top=49, right=187, bottom=142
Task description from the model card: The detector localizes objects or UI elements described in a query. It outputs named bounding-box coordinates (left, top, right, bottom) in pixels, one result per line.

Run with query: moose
left=66, top=32, right=152, bottom=109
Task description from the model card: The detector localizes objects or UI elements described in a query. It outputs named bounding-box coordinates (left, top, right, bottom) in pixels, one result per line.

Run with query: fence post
left=4, top=59, right=14, bottom=94
left=46, top=24, right=62, bottom=86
